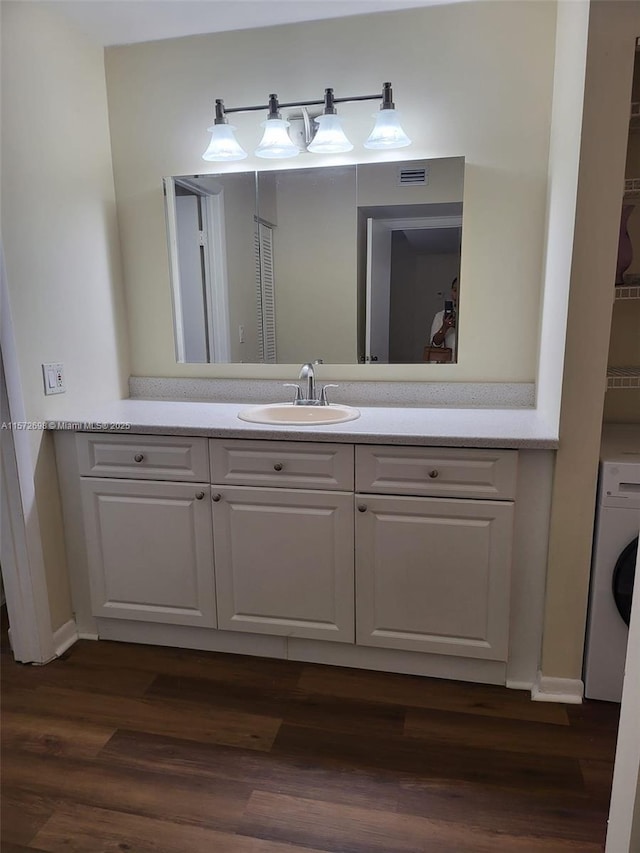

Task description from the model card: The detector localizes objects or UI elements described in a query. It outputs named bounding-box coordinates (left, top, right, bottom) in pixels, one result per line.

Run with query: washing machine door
left=612, top=536, right=638, bottom=626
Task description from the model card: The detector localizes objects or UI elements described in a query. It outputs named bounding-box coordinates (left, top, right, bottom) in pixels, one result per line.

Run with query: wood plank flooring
left=1, top=635, right=620, bottom=852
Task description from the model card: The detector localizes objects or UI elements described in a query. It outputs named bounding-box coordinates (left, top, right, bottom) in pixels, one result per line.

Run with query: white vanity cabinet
left=209, top=439, right=355, bottom=642
left=355, top=446, right=517, bottom=661
left=63, top=430, right=523, bottom=683
left=77, top=434, right=216, bottom=628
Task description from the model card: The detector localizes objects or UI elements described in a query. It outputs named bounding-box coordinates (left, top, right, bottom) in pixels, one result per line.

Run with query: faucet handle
left=319, top=384, right=339, bottom=406
left=283, top=383, right=303, bottom=404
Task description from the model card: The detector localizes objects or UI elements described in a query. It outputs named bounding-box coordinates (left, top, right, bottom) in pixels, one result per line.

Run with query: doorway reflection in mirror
left=163, top=157, right=464, bottom=365
left=361, top=207, right=462, bottom=364
left=427, top=277, right=459, bottom=364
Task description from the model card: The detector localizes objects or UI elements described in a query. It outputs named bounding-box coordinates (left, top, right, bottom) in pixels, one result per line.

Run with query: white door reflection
left=365, top=215, right=462, bottom=364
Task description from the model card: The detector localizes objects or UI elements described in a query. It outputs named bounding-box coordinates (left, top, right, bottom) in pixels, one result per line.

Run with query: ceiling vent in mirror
left=397, top=166, right=428, bottom=186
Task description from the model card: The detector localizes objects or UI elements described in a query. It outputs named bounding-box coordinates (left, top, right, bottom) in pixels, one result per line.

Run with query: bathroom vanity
left=54, top=399, right=556, bottom=688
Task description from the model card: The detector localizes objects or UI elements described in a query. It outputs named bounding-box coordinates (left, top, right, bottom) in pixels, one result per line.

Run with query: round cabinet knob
left=212, top=493, right=222, bottom=502
left=134, top=453, right=144, bottom=463
left=273, top=463, right=284, bottom=472
left=195, top=491, right=205, bottom=500
left=428, top=470, right=439, bottom=479
left=357, top=504, right=367, bottom=513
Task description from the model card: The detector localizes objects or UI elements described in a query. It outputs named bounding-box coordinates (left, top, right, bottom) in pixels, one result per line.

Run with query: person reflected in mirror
left=429, top=277, right=458, bottom=357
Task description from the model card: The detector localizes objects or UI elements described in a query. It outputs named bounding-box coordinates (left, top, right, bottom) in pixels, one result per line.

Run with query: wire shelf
left=624, top=177, right=640, bottom=198
left=607, top=367, right=640, bottom=390
left=615, top=285, right=640, bottom=300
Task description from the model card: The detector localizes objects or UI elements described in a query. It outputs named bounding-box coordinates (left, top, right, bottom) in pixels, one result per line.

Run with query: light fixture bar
left=221, top=90, right=385, bottom=115
left=203, top=83, right=410, bottom=161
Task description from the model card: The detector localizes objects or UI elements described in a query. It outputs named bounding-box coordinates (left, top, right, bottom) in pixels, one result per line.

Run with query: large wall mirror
left=163, top=157, right=464, bottom=365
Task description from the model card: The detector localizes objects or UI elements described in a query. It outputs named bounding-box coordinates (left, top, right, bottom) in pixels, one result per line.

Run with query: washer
left=584, top=424, right=640, bottom=702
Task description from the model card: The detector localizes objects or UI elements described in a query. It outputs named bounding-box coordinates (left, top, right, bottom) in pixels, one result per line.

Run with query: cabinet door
left=356, top=494, right=513, bottom=660
left=80, top=479, right=215, bottom=627
left=213, top=487, right=354, bottom=642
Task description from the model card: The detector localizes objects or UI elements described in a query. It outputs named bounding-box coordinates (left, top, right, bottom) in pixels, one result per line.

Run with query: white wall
left=0, top=1, right=130, bottom=629
left=104, top=1, right=557, bottom=381
left=540, top=0, right=640, bottom=682
left=535, top=0, right=590, bottom=427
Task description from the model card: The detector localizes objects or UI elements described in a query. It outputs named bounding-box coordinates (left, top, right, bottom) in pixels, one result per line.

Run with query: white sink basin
left=238, top=403, right=360, bottom=426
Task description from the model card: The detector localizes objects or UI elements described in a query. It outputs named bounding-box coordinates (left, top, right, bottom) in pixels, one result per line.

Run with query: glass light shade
left=364, top=108, right=411, bottom=150
left=202, top=124, right=247, bottom=161
left=307, top=114, right=353, bottom=154
left=255, top=118, right=300, bottom=159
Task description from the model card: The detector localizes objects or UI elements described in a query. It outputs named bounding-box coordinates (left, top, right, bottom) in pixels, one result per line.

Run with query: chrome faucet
left=283, top=361, right=338, bottom=406
left=299, top=362, right=317, bottom=404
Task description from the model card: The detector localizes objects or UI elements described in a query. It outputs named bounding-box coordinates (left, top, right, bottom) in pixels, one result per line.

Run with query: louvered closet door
left=255, top=221, right=277, bottom=363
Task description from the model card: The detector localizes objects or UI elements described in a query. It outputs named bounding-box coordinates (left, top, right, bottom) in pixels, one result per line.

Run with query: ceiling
left=50, top=0, right=455, bottom=47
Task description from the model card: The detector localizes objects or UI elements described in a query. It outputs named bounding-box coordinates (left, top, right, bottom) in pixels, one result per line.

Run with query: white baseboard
left=77, top=632, right=99, bottom=641
left=506, top=679, right=534, bottom=692
left=96, top=618, right=507, bottom=687
left=53, top=619, right=78, bottom=657
left=531, top=672, right=584, bottom=704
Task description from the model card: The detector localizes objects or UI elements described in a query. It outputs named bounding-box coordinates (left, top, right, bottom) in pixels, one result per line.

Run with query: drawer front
left=356, top=445, right=517, bottom=500
left=210, top=439, right=354, bottom=491
left=77, top=433, right=209, bottom=482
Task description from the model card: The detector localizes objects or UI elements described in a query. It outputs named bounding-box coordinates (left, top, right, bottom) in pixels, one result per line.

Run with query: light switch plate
left=42, top=362, right=65, bottom=395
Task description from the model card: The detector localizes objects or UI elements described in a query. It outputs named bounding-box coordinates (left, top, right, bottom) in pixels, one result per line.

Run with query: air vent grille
left=397, top=166, right=428, bottom=186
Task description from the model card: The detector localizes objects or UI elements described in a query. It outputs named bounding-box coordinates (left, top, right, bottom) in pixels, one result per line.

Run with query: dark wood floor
left=1, top=631, right=620, bottom=853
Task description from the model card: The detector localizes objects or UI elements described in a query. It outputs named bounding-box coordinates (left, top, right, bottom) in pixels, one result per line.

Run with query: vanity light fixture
left=254, top=94, right=301, bottom=159
left=364, top=83, right=412, bottom=150
left=201, top=82, right=411, bottom=162
left=307, top=88, right=353, bottom=154
left=202, top=99, right=248, bottom=161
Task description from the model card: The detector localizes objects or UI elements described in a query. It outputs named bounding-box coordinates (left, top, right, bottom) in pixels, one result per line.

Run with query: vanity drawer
left=356, top=445, right=517, bottom=500
left=77, top=433, right=209, bottom=482
left=210, top=439, right=354, bottom=491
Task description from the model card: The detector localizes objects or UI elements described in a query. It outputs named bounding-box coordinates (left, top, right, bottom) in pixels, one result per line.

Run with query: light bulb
left=364, top=109, right=411, bottom=150
left=202, top=124, right=247, bottom=161
left=255, top=118, right=300, bottom=159
left=307, top=114, right=353, bottom=154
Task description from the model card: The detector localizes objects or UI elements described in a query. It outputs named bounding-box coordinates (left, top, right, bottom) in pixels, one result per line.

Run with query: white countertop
left=48, top=399, right=559, bottom=448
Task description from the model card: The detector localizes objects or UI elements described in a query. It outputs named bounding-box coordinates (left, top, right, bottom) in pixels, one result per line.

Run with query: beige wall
left=270, top=167, right=357, bottom=364
left=603, top=388, right=640, bottom=423
left=0, top=2, right=130, bottom=630
left=356, top=156, right=464, bottom=207
left=104, top=1, right=557, bottom=381
left=540, top=0, right=640, bottom=681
